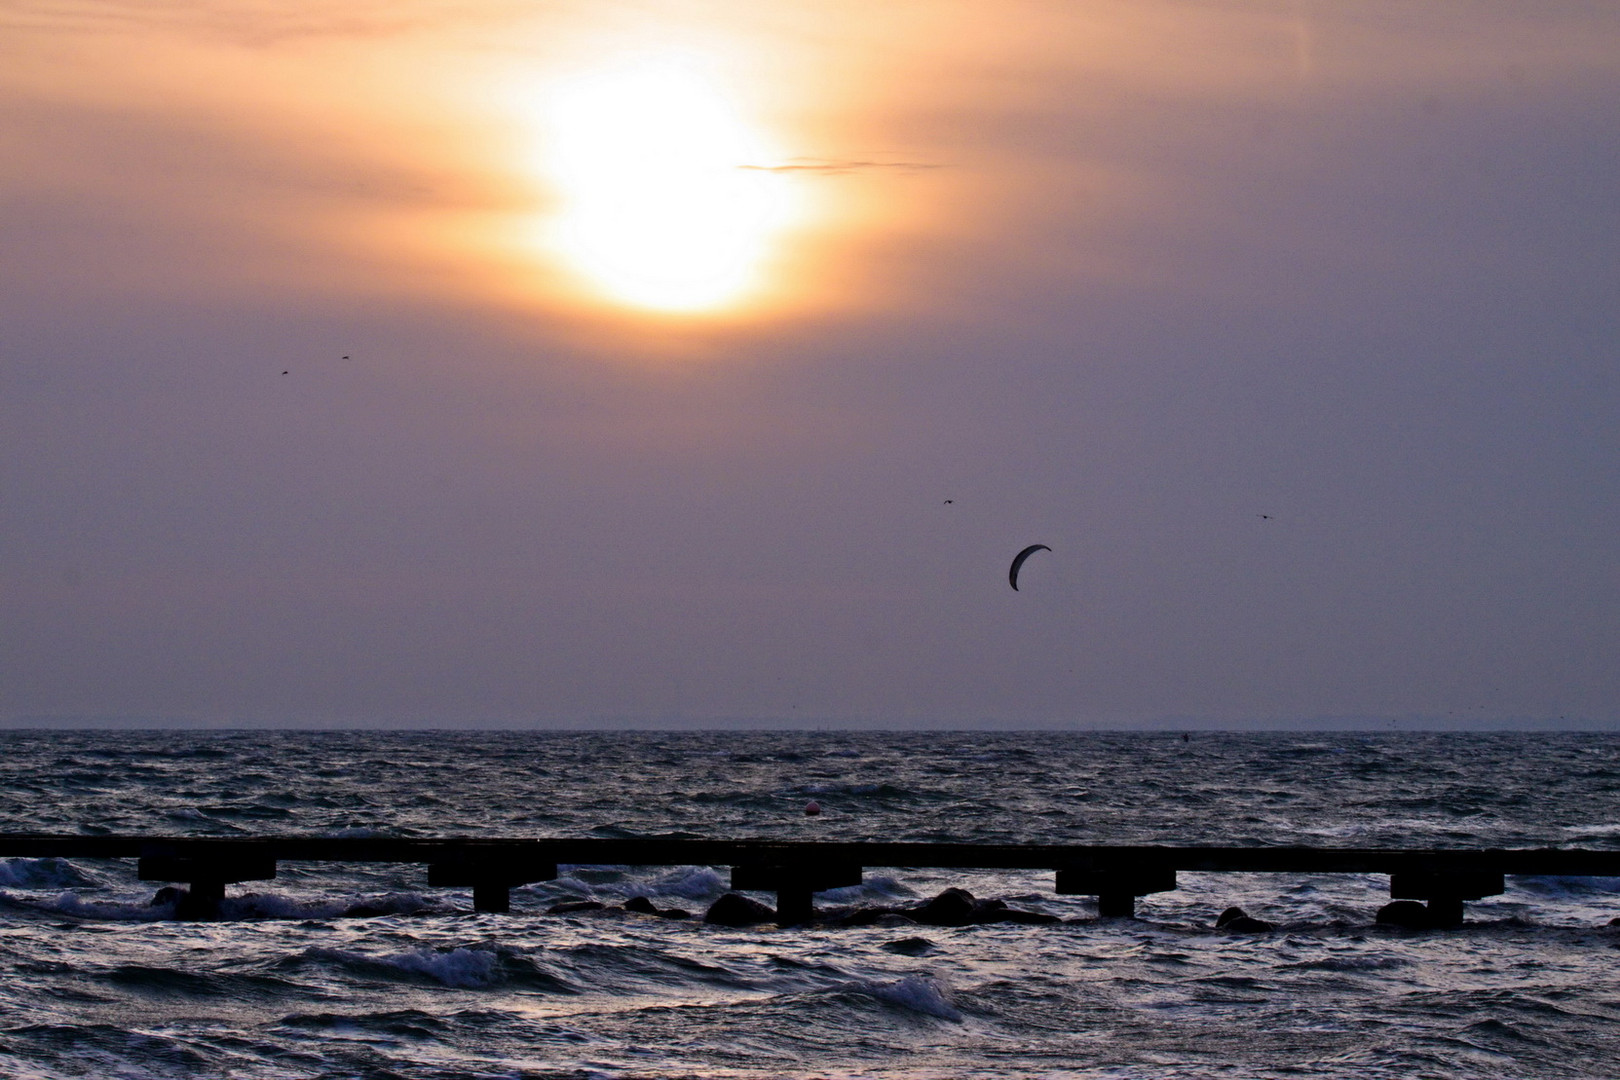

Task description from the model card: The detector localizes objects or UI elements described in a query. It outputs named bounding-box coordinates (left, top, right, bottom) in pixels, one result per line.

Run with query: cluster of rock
left=697, top=886, right=1062, bottom=928
left=547, top=897, right=691, bottom=919
left=543, top=888, right=1299, bottom=930
left=1374, top=899, right=1462, bottom=929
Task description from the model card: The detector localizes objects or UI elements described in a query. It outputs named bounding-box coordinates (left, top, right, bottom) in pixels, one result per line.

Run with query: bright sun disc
left=544, top=58, right=795, bottom=313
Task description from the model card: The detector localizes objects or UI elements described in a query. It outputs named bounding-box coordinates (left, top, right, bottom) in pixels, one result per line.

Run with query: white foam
left=305, top=944, right=502, bottom=987
left=43, top=891, right=169, bottom=921
left=821, top=874, right=911, bottom=904
left=382, top=946, right=501, bottom=988
left=544, top=865, right=728, bottom=903
left=649, top=867, right=727, bottom=900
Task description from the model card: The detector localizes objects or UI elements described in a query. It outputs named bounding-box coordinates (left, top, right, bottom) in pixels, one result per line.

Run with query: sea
left=0, top=730, right=1617, bottom=1079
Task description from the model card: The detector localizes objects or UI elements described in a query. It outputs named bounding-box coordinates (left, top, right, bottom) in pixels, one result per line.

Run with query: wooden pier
left=3, top=835, right=1618, bottom=924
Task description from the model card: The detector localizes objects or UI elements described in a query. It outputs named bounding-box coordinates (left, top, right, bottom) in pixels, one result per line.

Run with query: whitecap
left=648, top=866, right=728, bottom=900
left=383, top=947, right=500, bottom=988
left=306, top=945, right=501, bottom=988
left=0, top=858, right=99, bottom=890
left=819, top=874, right=912, bottom=904
left=44, top=891, right=169, bottom=921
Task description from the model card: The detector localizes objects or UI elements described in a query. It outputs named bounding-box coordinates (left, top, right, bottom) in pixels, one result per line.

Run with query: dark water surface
left=1, top=731, right=1618, bottom=1078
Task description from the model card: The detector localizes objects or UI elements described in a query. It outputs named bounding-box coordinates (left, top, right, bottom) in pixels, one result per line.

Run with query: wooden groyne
left=0, top=841, right=1613, bottom=926
left=3, top=835, right=1618, bottom=924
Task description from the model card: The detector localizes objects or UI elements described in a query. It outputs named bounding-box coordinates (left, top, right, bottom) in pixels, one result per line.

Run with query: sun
left=542, top=57, right=797, bottom=314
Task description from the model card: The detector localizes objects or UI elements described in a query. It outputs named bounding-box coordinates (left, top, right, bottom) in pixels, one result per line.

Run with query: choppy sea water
left=1, top=730, right=1619, bottom=1079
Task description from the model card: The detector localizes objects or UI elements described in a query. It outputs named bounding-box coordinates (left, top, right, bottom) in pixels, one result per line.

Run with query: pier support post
left=1388, top=871, right=1503, bottom=927
left=428, top=857, right=558, bottom=915
left=1425, top=897, right=1465, bottom=927
left=731, top=863, right=862, bottom=926
left=775, top=886, right=815, bottom=926
left=1056, top=866, right=1176, bottom=919
left=472, top=883, right=511, bottom=914
left=1096, top=891, right=1138, bottom=918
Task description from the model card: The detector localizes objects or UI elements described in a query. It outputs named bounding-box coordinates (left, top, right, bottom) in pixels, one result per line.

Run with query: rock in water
left=833, top=905, right=907, bottom=927
left=704, top=892, right=777, bottom=927
left=913, top=888, right=979, bottom=926
left=148, top=886, right=186, bottom=908
left=988, top=908, right=1062, bottom=925
left=881, top=936, right=937, bottom=956
left=1215, top=906, right=1275, bottom=932
left=622, top=896, right=658, bottom=915
left=547, top=899, right=605, bottom=915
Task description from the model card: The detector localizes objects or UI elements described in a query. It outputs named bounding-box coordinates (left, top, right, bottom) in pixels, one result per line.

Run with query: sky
left=2, top=0, right=1617, bottom=728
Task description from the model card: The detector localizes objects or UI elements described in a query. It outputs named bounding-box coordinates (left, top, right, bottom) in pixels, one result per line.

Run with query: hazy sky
left=2, top=1, right=1617, bottom=727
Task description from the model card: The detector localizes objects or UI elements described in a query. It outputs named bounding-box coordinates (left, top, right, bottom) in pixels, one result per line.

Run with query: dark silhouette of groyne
left=4, top=835, right=1616, bottom=924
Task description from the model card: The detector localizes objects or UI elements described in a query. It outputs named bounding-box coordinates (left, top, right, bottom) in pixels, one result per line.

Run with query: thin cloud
left=0, top=0, right=524, bottom=47
left=739, top=158, right=942, bottom=176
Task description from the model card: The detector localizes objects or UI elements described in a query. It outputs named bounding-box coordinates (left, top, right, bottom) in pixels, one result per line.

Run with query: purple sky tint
left=1, top=1, right=1617, bottom=727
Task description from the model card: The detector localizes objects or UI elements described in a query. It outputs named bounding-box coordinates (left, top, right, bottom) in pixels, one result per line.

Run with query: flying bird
left=1008, top=544, right=1051, bottom=591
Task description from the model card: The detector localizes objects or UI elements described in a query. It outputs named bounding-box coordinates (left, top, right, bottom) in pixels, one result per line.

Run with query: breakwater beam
left=3, top=836, right=1617, bottom=924
left=1056, top=866, right=1177, bottom=918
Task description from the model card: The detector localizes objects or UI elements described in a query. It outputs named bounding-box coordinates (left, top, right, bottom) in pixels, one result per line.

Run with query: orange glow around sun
left=539, top=56, right=801, bottom=314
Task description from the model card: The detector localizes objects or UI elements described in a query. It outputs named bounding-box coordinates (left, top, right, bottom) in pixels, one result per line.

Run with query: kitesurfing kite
left=1008, top=544, right=1051, bottom=591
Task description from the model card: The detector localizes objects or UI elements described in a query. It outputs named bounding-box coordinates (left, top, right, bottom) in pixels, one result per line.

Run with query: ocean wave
left=25, top=888, right=445, bottom=922
left=220, top=890, right=444, bottom=920
left=1510, top=875, right=1620, bottom=897
left=788, top=782, right=913, bottom=797
left=292, top=944, right=577, bottom=992
left=1281, top=955, right=1411, bottom=973
left=317, top=826, right=400, bottom=839
left=544, top=865, right=729, bottom=903
left=648, top=866, right=729, bottom=900
left=0, top=858, right=100, bottom=890
left=276, top=1008, right=452, bottom=1040
left=818, top=874, right=914, bottom=904
left=42, top=891, right=170, bottom=921
left=843, top=975, right=963, bottom=1021
left=97, top=963, right=303, bottom=1000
